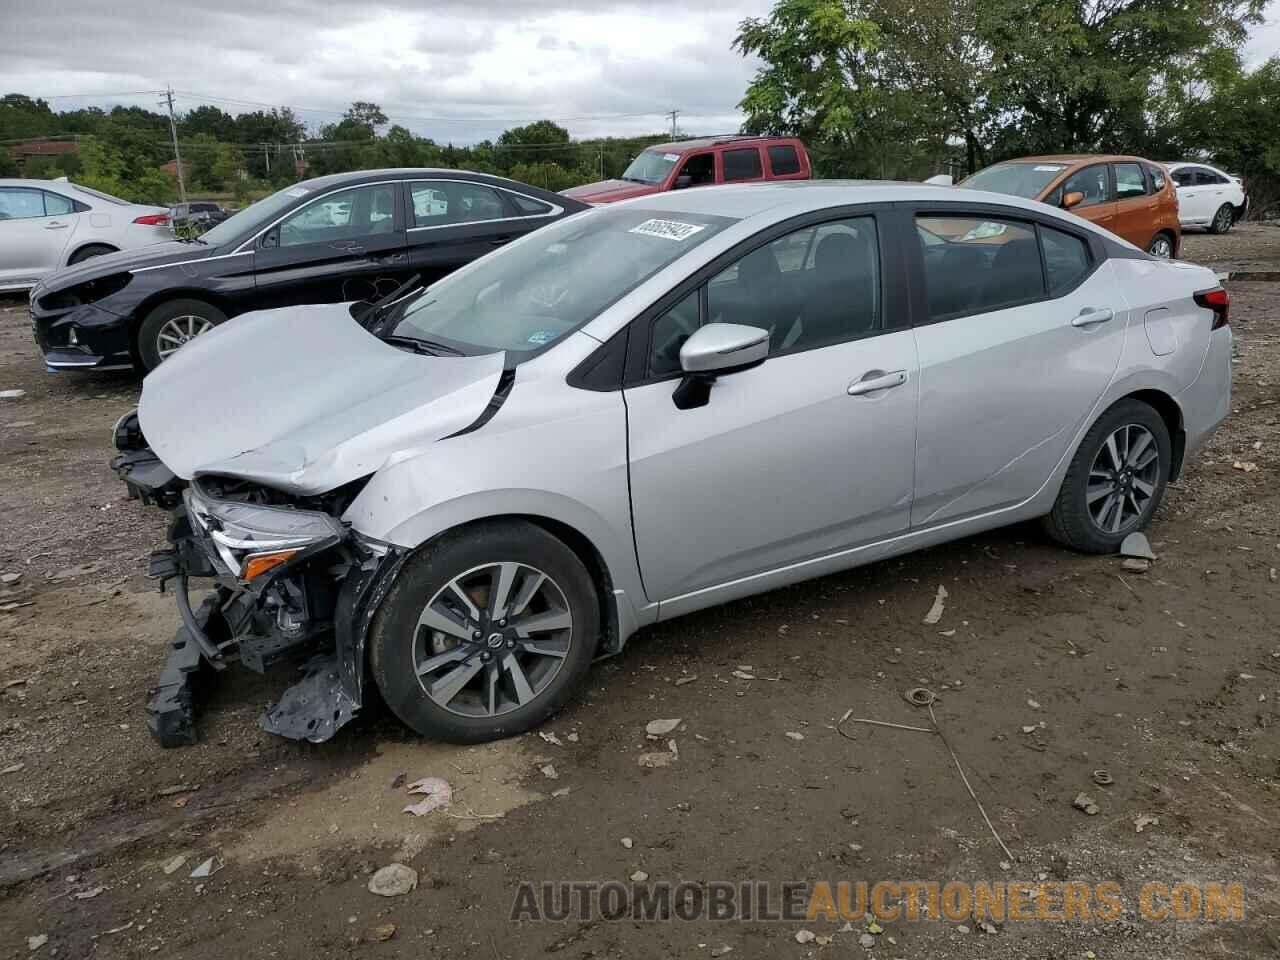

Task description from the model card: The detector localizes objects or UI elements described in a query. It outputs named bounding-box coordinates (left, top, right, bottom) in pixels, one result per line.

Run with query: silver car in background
left=115, top=182, right=1232, bottom=746
left=0, top=178, right=172, bottom=292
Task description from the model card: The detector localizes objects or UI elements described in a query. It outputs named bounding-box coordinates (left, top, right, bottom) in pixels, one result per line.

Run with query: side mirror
left=672, top=322, right=769, bottom=410
left=674, top=174, right=693, bottom=189
left=1062, top=191, right=1085, bottom=210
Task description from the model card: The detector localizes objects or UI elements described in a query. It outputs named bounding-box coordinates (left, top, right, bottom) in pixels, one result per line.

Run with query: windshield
left=961, top=162, right=1069, bottom=199
left=70, top=183, right=128, bottom=205
left=389, top=206, right=735, bottom=358
left=621, top=150, right=680, bottom=185
left=199, top=184, right=313, bottom=247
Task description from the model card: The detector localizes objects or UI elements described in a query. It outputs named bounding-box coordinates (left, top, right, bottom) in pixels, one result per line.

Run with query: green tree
left=497, top=120, right=576, bottom=171
left=735, top=0, right=920, bottom=178
left=210, top=142, right=246, bottom=187
left=978, top=0, right=1265, bottom=155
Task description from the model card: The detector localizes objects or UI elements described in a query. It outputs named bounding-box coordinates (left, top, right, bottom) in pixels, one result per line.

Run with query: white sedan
left=0, top=178, right=173, bottom=292
left=1166, top=162, right=1248, bottom=234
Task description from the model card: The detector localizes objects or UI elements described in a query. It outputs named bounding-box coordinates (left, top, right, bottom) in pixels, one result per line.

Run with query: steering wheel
left=524, top=279, right=570, bottom=311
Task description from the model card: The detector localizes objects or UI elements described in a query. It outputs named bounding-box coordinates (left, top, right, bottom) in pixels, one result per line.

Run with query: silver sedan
left=0, top=178, right=173, bottom=292
left=125, top=181, right=1232, bottom=744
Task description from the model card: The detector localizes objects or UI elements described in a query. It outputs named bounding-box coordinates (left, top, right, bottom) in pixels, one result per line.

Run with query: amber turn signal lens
left=242, top=550, right=299, bottom=581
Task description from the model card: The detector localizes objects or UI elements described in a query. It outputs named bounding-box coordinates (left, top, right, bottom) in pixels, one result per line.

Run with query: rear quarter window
left=767, top=145, right=801, bottom=176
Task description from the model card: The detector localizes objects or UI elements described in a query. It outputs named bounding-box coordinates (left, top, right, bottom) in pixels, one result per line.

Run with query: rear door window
left=1171, top=168, right=1195, bottom=187
left=42, top=192, right=74, bottom=216
left=915, top=215, right=1044, bottom=320
left=767, top=145, right=801, bottom=176
left=722, top=148, right=764, bottom=182
left=1113, top=163, right=1148, bottom=200
left=1040, top=226, right=1092, bottom=296
left=411, top=181, right=507, bottom=227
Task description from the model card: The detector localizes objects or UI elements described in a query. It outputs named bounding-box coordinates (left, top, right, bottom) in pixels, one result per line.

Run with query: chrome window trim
left=129, top=249, right=255, bottom=274
left=406, top=177, right=563, bottom=232
left=231, top=179, right=405, bottom=254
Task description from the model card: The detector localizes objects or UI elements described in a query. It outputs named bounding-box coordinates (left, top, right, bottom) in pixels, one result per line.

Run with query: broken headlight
left=185, top=483, right=345, bottom=583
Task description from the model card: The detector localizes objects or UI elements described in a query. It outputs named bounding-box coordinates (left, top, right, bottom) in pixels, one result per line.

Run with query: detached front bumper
left=112, top=412, right=399, bottom=747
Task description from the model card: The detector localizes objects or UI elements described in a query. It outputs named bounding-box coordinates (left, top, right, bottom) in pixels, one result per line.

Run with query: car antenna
left=360, top=273, right=422, bottom=334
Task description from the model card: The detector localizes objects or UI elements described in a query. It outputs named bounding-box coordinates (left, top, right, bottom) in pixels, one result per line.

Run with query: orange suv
left=961, top=155, right=1181, bottom=258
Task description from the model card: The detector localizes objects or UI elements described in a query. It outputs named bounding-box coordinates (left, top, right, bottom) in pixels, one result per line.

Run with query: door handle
left=489, top=235, right=514, bottom=246
left=1071, top=307, right=1114, bottom=328
left=847, top=369, right=907, bottom=396
left=375, top=253, right=407, bottom=264
left=44, top=222, right=68, bottom=230
left=329, top=241, right=365, bottom=254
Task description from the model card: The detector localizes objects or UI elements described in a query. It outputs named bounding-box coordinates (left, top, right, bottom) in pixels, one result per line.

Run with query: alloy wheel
left=1214, top=207, right=1233, bottom=233
left=156, top=314, right=215, bottom=360
left=413, top=562, right=573, bottom=718
left=1149, top=236, right=1173, bottom=259
left=1086, top=424, right=1160, bottom=534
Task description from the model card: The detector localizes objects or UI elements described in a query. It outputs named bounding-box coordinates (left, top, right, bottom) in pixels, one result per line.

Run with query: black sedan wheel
left=369, top=520, right=599, bottom=743
left=137, top=298, right=227, bottom=370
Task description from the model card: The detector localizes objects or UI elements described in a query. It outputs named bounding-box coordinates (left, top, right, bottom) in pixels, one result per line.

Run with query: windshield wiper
left=382, top=334, right=465, bottom=357
left=361, top=273, right=422, bottom=336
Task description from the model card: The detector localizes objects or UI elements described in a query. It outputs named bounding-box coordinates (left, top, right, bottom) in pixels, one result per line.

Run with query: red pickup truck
left=562, top=135, right=811, bottom=204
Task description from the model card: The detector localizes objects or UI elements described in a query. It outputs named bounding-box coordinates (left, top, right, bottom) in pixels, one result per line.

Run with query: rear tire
left=136, top=298, right=227, bottom=371
left=1043, top=399, right=1172, bottom=553
left=1209, top=204, right=1234, bottom=235
left=68, top=244, right=117, bottom=264
left=1147, top=233, right=1175, bottom=259
left=369, top=520, right=600, bottom=743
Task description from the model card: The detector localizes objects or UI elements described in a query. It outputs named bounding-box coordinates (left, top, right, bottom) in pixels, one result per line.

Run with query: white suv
left=1166, top=162, right=1247, bottom=234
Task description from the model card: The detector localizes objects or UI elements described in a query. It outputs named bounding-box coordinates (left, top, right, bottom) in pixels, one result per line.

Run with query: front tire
left=1043, top=399, right=1172, bottom=553
left=369, top=520, right=600, bottom=743
left=136, top=298, right=227, bottom=370
left=1209, top=204, right=1234, bottom=235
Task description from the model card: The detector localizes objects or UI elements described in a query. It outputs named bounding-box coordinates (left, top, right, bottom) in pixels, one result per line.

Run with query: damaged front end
left=113, top=411, right=405, bottom=747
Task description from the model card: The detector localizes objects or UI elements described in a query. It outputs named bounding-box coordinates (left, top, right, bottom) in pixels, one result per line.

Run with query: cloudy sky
left=3, top=0, right=1278, bottom=145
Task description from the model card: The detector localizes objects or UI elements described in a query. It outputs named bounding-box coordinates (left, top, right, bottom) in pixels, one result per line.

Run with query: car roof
left=1005, top=155, right=1153, bottom=166
left=0, top=178, right=73, bottom=188
left=612, top=180, right=1098, bottom=223
left=641, top=135, right=799, bottom=154
left=1164, top=161, right=1225, bottom=171
left=293, top=167, right=561, bottom=193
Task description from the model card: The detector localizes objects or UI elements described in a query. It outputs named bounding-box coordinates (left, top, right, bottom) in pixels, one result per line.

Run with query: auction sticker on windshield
left=663, top=153, right=680, bottom=162
left=629, top=219, right=707, bottom=242
left=1033, top=165, right=1066, bottom=172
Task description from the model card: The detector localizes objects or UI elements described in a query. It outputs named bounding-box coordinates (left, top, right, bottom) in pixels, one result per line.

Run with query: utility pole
left=161, top=86, right=186, bottom=202
left=667, top=109, right=680, bottom=139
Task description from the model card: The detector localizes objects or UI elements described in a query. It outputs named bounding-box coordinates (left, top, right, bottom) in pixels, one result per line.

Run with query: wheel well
left=68, top=242, right=118, bottom=261
left=519, top=516, right=620, bottom=656
left=1123, top=389, right=1186, bottom=479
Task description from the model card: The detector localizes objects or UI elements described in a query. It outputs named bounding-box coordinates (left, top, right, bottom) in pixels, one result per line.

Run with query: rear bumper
left=1177, top=327, right=1232, bottom=460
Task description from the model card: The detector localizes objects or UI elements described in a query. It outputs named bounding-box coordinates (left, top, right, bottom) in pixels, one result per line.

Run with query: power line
left=170, top=89, right=672, bottom=129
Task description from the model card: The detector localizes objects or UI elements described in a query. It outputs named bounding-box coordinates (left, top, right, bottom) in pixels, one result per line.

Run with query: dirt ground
left=1, top=227, right=1278, bottom=959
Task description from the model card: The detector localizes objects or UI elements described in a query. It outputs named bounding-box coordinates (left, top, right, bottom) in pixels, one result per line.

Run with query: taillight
left=1194, top=287, right=1230, bottom=330
left=133, top=214, right=170, bottom=226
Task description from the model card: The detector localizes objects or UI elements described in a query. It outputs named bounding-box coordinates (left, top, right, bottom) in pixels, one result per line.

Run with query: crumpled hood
left=138, top=303, right=505, bottom=495
left=561, top=179, right=663, bottom=204
left=39, top=241, right=210, bottom=293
